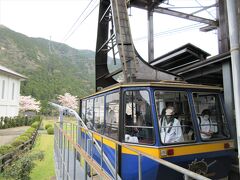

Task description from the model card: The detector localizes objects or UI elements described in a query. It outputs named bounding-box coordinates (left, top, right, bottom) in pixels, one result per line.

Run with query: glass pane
left=105, top=92, right=119, bottom=140
left=193, top=93, right=230, bottom=140
left=81, top=100, right=86, bottom=121
left=154, top=90, right=195, bottom=144
left=86, top=99, right=94, bottom=129
left=124, top=90, right=154, bottom=144
left=94, top=96, right=104, bottom=133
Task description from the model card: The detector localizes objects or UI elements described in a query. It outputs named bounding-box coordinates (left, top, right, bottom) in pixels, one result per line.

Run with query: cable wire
left=134, top=23, right=204, bottom=42
left=63, top=0, right=98, bottom=42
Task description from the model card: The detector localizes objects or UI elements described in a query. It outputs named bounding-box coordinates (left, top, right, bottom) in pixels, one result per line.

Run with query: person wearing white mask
left=198, top=109, right=217, bottom=139
left=160, top=106, right=184, bottom=143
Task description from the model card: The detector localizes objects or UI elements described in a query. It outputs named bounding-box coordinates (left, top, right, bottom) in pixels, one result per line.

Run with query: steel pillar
left=217, top=0, right=237, bottom=146
left=148, top=8, right=154, bottom=62
left=226, top=0, right=240, bottom=174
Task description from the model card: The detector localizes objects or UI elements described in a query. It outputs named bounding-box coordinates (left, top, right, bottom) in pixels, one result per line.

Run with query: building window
left=1, top=80, right=5, bottom=99
left=12, top=82, right=15, bottom=100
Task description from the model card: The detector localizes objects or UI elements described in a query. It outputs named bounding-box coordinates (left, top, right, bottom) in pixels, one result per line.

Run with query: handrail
left=55, top=122, right=210, bottom=180
left=50, top=102, right=122, bottom=179
left=51, top=103, right=210, bottom=180
left=55, top=123, right=112, bottom=180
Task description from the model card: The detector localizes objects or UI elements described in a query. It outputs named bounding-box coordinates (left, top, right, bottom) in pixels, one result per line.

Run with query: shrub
left=45, top=124, right=52, bottom=130
left=26, top=127, right=36, bottom=133
left=11, top=139, right=25, bottom=147
left=33, top=115, right=42, bottom=122
left=47, top=127, right=54, bottom=135
left=2, top=151, right=44, bottom=180
left=23, top=132, right=33, bottom=138
left=31, top=122, right=40, bottom=129
left=17, top=135, right=30, bottom=142
left=0, top=145, right=14, bottom=156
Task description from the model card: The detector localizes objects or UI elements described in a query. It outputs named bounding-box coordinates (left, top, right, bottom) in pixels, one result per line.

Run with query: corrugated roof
left=0, top=65, right=27, bottom=80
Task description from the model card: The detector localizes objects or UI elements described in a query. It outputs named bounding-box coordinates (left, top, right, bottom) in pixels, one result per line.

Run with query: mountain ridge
left=0, top=25, right=95, bottom=113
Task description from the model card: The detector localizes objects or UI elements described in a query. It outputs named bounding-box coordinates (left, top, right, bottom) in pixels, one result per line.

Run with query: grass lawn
left=30, top=133, right=55, bottom=180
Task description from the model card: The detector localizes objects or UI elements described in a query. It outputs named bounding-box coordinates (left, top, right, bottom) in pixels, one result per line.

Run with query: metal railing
left=51, top=103, right=211, bottom=180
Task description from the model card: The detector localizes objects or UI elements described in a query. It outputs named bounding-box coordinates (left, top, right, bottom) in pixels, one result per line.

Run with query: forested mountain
left=0, top=25, right=95, bottom=113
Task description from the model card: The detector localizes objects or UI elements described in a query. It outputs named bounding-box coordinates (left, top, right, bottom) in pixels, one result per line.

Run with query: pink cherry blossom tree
left=19, top=96, right=41, bottom=112
left=57, top=93, right=78, bottom=110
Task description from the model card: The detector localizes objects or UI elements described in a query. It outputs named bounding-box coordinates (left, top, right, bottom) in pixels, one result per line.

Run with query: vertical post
left=138, top=154, right=142, bottom=180
left=59, top=108, right=64, bottom=177
left=63, top=135, right=66, bottom=180
left=73, top=148, right=76, bottom=180
left=115, top=143, right=118, bottom=180
left=148, top=8, right=154, bottom=62
left=226, top=0, right=240, bottom=174
left=67, top=140, right=70, bottom=180
left=84, top=130, right=87, bottom=180
left=101, top=136, right=103, bottom=169
left=217, top=0, right=237, bottom=146
left=184, top=174, right=189, bottom=180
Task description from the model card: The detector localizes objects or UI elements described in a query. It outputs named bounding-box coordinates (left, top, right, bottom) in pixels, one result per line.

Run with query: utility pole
left=226, top=0, right=240, bottom=174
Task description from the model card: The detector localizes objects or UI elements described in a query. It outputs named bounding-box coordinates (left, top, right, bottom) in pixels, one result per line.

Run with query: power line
left=134, top=23, right=204, bottom=42
left=194, top=0, right=216, bottom=19
left=63, top=0, right=98, bottom=42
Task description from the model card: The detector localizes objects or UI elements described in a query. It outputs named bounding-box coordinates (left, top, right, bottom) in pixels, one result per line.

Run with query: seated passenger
left=160, top=106, right=184, bottom=143
left=198, top=109, right=218, bottom=139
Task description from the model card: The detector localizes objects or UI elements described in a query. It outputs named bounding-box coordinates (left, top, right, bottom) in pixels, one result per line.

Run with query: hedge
left=0, top=127, right=37, bottom=154
left=0, top=145, right=14, bottom=156
left=0, top=116, right=42, bottom=129
left=31, top=122, right=40, bottom=129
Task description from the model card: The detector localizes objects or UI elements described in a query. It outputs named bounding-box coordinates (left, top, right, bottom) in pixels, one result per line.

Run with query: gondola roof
left=81, top=81, right=223, bottom=99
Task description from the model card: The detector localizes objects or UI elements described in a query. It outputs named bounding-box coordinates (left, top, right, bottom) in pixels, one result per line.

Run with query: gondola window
left=124, top=90, right=154, bottom=144
left=193, top=92, right=230, bottom=140
left=154, top=90, right=195, bottom=144
left=94, top=96, right=104, bottom=133
left=105, top=92, right=119, bottom=140
left=81, top=100, right=86, bottom=121
left=86, top=99, right=94, bottom=129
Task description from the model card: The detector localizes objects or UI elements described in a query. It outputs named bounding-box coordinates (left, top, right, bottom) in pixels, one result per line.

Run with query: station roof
left=150, top=43, right=210, bottom=71
left=0, top=65, right=27, bottom=80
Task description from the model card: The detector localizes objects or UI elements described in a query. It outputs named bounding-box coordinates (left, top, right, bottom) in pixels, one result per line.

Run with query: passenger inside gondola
left=160, top=106, right=184, bottom=143
left=198, top=109, right=218, bottom=139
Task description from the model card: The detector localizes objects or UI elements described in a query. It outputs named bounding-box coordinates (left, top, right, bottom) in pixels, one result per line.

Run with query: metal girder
left=154, top=7, right=218, bottom=26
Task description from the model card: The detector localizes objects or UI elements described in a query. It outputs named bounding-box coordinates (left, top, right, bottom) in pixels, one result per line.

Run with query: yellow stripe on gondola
left=85, top=131, right=233, bottom=158
left=122, top=141, right=234, bottom=158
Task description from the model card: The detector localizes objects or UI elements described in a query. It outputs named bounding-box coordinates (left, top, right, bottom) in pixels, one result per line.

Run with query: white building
left=0, top=65, right=27, bottom=117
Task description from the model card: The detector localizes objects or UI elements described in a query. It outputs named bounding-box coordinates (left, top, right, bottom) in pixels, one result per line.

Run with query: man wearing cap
left=160, top=106, right=184, bottom=143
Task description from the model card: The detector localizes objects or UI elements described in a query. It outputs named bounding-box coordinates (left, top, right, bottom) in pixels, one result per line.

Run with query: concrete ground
left=0, top=126, right=29, bottom=146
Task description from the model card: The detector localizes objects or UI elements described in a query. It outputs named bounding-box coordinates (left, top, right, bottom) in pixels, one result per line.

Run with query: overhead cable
left=63, top=0, right=99, bottom=42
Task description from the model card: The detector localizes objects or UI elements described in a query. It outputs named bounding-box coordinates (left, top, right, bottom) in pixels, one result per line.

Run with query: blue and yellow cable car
left=79, top=81, right=235, bottom=180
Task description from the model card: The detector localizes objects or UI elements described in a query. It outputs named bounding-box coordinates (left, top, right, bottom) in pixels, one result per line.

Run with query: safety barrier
left=52, top=103, right=211, bottom=180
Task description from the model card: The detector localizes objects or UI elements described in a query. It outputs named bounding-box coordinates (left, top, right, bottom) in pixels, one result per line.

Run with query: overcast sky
left=0, top=0, right=218, bottom=60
